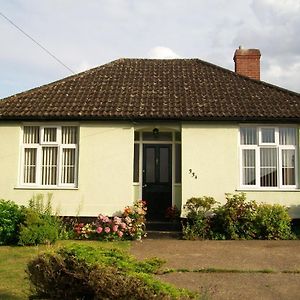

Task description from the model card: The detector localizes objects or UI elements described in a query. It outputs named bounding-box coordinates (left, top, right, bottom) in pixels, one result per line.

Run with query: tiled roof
left=0, top=58, right=300, bottom=121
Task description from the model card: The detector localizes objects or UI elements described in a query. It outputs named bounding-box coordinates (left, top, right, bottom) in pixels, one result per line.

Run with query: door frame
left=134, top=129, right=181, bottom=207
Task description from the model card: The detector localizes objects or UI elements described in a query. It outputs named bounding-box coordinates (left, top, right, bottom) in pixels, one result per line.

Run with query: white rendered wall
left=0, top=122, right=134, bottom=216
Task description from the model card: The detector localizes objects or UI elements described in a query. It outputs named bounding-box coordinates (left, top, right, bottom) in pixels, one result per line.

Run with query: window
left=240, top=126, right=297, bottom=188
left=21, top=125, right=78, bottom=187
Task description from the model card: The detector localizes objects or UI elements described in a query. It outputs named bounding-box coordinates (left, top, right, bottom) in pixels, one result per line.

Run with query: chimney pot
left=233, top=47, right=261, bottom=80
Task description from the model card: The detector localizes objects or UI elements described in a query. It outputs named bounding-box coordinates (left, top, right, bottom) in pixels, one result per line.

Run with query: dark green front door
left=142, top=144, right=172, bottom=220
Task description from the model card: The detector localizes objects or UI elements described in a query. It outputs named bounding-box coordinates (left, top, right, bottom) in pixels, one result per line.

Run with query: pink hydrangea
left=96, top=227, right=103, bottom=234
left=112, top=225, right=118, bottom=232
left=120, top=222, right=127, bottom=229
left=117, top=231, right=123, bottom=238
left=104, top=227, right=111, bottom=233
left=113, top=216, right=122, bottom=225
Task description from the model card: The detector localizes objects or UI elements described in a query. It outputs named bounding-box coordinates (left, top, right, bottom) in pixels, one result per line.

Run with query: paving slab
left=131, top=240, right=300, bottom=299
left=131, top=240, right=300, bottom=271
left=158, top=272, right=300, bottom=300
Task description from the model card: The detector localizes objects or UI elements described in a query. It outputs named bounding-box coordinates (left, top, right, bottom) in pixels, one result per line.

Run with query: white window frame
left=19, top=124, right=79, bottom=189
left=239, top=125, right=298, bottom=190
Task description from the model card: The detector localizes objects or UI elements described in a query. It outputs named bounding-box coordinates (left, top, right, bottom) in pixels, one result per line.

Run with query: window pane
left=61, top=148, right=76, bottom=184
left=279, top=128, right=296, bottom=145
left=23, top=148, right=37, bottom=183
left=282, top=149, right=295, bottom=185
left=240, top=127, right=257, bottom=145
left=261, top=128, right=275, bottom=143
left=62, top=127, right=77, bottom=144
left=145, top=148, right=155, bottom=183
left=260, top=148, right=277, bottom=186
left=142, top=132, right=172, bottom=141
left=133, top=144, right=139, bottom=182
left=42, top=147, right=58, bottom=185
left=134, top=132, right=140, bottom=141
left=175, top=144, right=181, bottom=183
left=242, top=149, right=256, bottom=185
left=159, top=147, right=170, bottom=183
left=43, top=128, right=57, bottom=143
left=23, top=126, right=39, bottom=144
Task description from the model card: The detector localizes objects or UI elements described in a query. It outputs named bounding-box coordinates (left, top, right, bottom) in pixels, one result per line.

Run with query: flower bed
left=74, top=200, right=147, bottom=241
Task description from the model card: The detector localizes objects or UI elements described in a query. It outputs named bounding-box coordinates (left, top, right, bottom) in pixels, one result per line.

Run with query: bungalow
left=1, top=47, right=300, bottom=220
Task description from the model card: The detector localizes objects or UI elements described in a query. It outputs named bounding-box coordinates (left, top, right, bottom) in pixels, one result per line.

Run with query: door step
left=146, top=220, right=182, bottom=232
left=146, top=230, right=182, bottom=239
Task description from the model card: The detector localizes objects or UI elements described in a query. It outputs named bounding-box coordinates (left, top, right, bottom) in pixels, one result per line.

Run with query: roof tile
left=0, top=58, right=299, bottom=121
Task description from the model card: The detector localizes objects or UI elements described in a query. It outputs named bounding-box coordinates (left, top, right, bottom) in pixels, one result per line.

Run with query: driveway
left=130, top=239, right=300, bottom=299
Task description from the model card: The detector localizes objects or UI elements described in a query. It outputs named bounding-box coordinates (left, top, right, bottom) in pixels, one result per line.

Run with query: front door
left=142, top=144, right=172, bottom=220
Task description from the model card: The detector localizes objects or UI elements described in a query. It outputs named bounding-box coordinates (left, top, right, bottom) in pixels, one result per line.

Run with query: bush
left=74, top=200, right=147, bottom=241
left=182, top=197, right=216, bottom=240
left=255, top=204, right=295, bottom=240
left=0, top=199, right=24, bottom=245
left=18, top=194, right=67, bottom=246
left=27, top=244, right=197, bottom=299
left=182, top=193, right=295, bottom=240
left=211, top=193, right=258, bottom=240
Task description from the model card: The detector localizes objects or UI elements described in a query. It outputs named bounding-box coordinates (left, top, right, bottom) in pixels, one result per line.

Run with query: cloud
left=148, top=46, right=181, bottom=59
left=75, top=61, right=94, bottom=73
left=0, top=0, right=299, bottom=97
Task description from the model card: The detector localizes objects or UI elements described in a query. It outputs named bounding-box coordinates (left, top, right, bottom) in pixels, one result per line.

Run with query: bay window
left=240, top=126, right=297, bottom=189
left=21, top=125, right=78, bottom=187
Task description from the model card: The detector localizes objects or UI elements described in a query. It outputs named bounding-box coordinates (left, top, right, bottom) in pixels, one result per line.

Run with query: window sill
left=236, top=188, right=300, bottom=192
left=14, top=186, right=78, bottom=191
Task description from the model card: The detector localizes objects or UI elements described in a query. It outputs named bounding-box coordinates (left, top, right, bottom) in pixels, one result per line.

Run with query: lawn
left=0, top=240, right=130, bottom=300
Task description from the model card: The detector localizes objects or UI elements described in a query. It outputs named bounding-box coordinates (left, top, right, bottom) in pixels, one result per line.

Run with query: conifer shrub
left=27, top=244, right=198, bottom=299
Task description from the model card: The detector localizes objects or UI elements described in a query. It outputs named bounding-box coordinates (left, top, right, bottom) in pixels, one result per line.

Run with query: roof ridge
left=2, top=58, right=298, bottom=102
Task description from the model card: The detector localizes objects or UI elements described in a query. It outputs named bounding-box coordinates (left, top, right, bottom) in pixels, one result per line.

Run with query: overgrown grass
left=0, top=240, right=130, bottom=300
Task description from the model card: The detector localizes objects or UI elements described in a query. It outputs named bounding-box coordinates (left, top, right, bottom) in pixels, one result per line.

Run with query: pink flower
left=120, top=223, right=127, bottom=229
left=112, top=225, right=118, bottom=232
left=117, top=231, right=123, bottom=238
left=113, top=216, right=122, bottom=225
left=104, top=227, right=110, bottom=233
left=96, top=227, right=103, bottom=234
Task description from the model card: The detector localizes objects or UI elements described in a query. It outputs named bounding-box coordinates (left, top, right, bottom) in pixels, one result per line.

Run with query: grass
left=0, top=240, right=130, bottom=300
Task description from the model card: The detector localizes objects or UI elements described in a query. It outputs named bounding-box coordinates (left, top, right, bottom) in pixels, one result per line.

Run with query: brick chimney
left=233, top=46, right=261, bottom=80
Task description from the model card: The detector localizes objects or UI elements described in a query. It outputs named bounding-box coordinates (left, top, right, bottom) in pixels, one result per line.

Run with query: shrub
left=182, top=193, right=295, bottom=240
left=18, top=194, right=67, bottom=246
left=27, top=244, right=197, bottom=299
left=74, top=199, right=147, bottom=241
left=211, top=193, right=258, bottom=240
left=255, top=204, right=295, bottom=240
left=182, top=197, right=216, bottom=240
left=0, top=199, right=24, bottom=245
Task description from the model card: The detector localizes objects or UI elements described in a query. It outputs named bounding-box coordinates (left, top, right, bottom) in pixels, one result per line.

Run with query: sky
left=0, top=0, right=299, bottom=99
